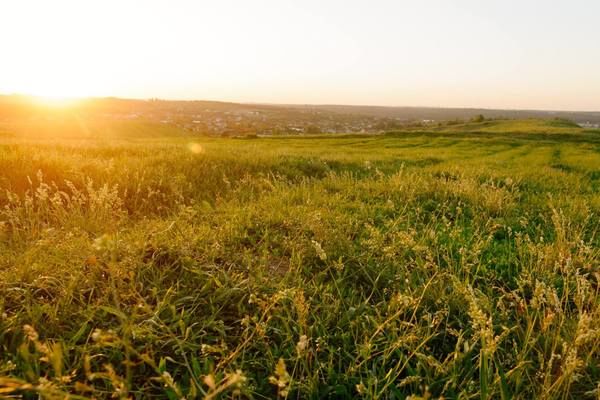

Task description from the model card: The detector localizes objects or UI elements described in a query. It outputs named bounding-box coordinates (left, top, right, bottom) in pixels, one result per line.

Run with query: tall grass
left=0, top=124, right=599, bottom=398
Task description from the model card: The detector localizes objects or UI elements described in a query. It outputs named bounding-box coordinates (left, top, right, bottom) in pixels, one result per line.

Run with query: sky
left=1, top=0, right=599, bottom=111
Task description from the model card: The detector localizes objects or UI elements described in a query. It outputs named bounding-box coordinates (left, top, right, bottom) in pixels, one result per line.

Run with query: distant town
left=1, top=95, right=599, bottom=136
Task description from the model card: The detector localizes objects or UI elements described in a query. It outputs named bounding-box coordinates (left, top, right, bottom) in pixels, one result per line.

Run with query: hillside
left=0, top=122, right=599, bottom=398
left=428, top=118, right=585, bottom=134
left=2, top=95, right=599, bottom=137
left=292, top=104, right=600, bottom=125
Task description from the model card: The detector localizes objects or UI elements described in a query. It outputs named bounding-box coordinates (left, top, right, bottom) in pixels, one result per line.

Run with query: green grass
left=427, top=118, right=586, bottom=135
left=0, top=119, right=599, bottom=399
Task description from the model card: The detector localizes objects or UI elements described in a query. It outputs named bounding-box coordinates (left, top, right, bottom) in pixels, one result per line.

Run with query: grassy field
left=0, top=120, right=599, bottom=399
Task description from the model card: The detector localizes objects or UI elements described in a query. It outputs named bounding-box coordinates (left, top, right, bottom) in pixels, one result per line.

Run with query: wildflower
left=269, top=358, right=290, bottom=397
left=315, top=336, right=326, bottom=352
left=311, top=240, right=327, bottom=261
left=398, top=376, right=421, bottom=387
left=91, top=329, right=102, bottom=342
left=575, top=313, right=598, bottom=347
left=23, top=325, right=49, bottom=357
left=90, top=329, right=118, bottom=345
left=241, top=315, right=251, bottom=328
left=201, top=343, right=225, bottom=355
left=356, top=381, right=367, bottom=394
left=255, top=321, right=267, bottom=338
left=389, top=292, right=414, bottom=313
left=203, top=374, right=216, bottom=390
left=562, top=344, right=584, bottom=383
left=225, top=370, right=247, bottom=396
left=293, top=290, right=309, bottom=330
left=296, top=335, right=309, bottom=356
left=23, top=324, right=39, bottom=342
left=464, top=288, right=503, bottom=356
left=333, top=257, right=345, bottom=272
left=162, top=371, right=175, bottom=387
left=541, top=311, right=555, bottom=332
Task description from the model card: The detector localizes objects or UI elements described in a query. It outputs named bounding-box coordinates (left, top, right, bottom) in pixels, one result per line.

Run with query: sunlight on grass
left=0, top=124, right=598, bottom=398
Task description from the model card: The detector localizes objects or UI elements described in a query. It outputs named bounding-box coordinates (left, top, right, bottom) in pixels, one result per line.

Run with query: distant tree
left=472, top=114, right=485, bottom=123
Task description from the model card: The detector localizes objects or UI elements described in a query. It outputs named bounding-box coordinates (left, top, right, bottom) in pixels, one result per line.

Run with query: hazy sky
left=1, top=0, right=599, bottom=110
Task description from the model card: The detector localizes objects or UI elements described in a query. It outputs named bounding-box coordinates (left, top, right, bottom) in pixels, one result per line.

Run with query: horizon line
left=2, top=92, right=599, bottom=114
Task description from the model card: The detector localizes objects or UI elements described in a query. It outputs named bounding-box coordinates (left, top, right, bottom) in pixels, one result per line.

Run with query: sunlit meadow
left=0, top=119, right=599, bottom=399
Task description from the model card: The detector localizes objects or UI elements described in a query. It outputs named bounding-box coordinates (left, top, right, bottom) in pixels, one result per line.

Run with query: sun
left=23, top=79, right=87, bottom=109
left=25, top=80, right=88, bottom=106
left=11, top=66, right=96, bottom=109
left=30, top=94, right=83, bottom=109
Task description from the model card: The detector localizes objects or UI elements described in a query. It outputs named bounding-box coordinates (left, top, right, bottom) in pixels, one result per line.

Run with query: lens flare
left=188, top=143, right=204, bottom=154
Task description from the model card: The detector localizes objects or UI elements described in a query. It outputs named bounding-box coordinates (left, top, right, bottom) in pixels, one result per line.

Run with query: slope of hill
left=2, top=94, right=599, bottom=136
left=430, top=118, right=584, bottom=134
left=291, top=104, right=600, bottom=125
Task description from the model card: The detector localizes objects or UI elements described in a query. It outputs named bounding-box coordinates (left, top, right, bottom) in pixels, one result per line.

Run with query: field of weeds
left=0, top=121, right=599, bottom=399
